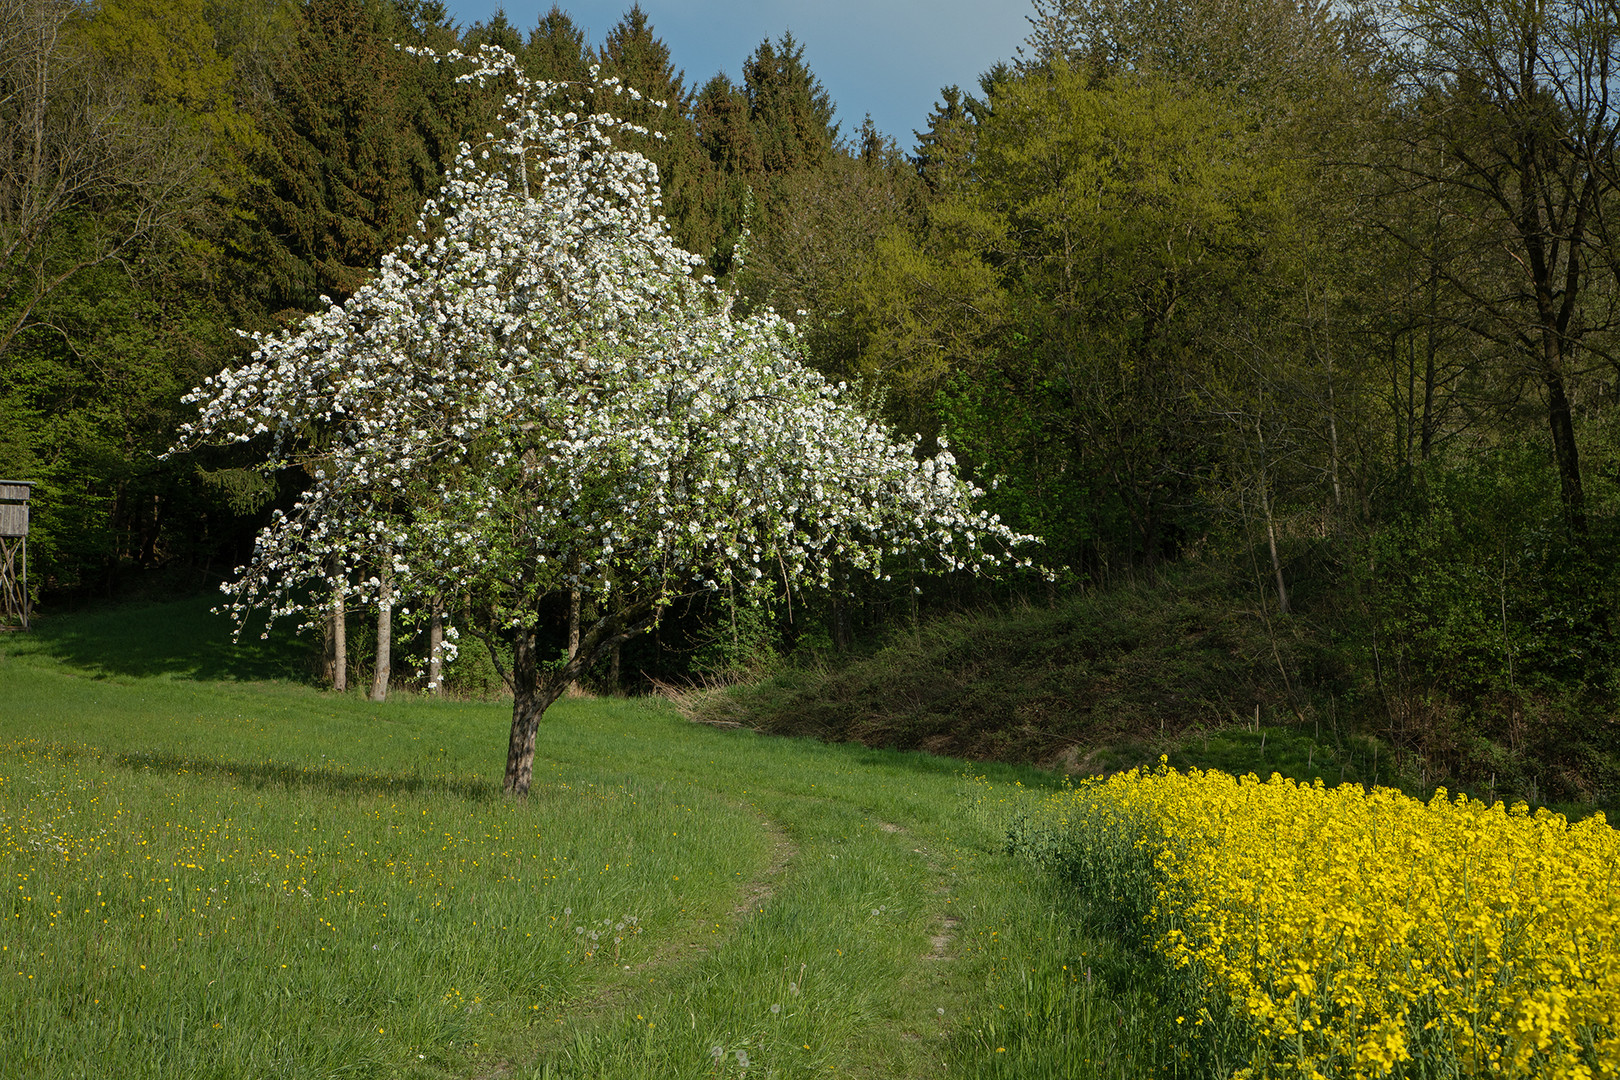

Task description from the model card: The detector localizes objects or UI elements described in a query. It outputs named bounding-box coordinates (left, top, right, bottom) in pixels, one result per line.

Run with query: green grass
left=683, top=572, right=1302, bottom=770
left=0, top=597, right=1151, bottom=1079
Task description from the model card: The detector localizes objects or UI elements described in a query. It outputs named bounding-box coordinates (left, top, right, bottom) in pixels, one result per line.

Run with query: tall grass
left=2, top=597, right=1149, bottom=1078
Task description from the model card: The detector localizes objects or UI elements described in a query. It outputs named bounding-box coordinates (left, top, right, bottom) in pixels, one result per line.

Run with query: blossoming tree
left=175, top=47, right=1034, bottom=796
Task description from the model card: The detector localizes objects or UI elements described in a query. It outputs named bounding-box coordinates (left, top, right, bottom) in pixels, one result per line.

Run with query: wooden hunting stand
left=1, top=481, right=32, bottom=630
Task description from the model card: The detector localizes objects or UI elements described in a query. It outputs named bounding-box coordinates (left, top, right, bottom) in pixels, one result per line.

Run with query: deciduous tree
left=174, top=47, right=1033, bottom=795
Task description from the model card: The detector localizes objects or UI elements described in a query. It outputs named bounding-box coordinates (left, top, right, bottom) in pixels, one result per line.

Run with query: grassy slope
left=689, top=574, right=1614, bottom=819
left=0, top=597, right=1163, bottom=1080
left=689, top=575, right=1363, bottom=777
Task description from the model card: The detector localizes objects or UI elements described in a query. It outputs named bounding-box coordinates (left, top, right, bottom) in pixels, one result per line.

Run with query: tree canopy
left=173, top=46, right=1032, bottom=794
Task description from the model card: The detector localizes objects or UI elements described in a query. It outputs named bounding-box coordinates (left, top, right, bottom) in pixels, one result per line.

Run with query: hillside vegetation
left=684, top=565, right=1620, bottom=821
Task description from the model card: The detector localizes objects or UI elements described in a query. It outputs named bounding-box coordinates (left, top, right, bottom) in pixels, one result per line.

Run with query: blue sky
left=441, top=1, right=1033, bottom=149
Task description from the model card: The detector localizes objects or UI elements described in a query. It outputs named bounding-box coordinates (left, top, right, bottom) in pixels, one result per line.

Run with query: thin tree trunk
left=1325, top=354, right=1343, bottom=516
left=1405, top=335, right=1417, bottom=466
left=329, top=572, right=347, bottom=693
left=1420, top=267, right=1439, bottom=461
left=1306, top=282, right=1343, bottom=518
left=427, top=598, right=443, bottom=693
left=1389, top=333, right=1405, bottom=468
left=1255, top=418, right=1290, bottom=616
left=1263, top=493, right=1291, bottom=616
left=567, top=586, right=581, bottom=691
left=1544, top=364, right=1586, bottom=537
left=370, top=565, right=392, bottom=703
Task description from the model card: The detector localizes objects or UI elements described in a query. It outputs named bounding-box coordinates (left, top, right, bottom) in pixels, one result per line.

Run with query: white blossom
left=172, top=44, right=1036, bottom=656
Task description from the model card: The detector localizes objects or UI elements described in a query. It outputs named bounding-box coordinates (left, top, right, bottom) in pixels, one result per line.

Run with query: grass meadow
left=14, top=598, right=1604, bottom=1079
left=0, top=598, right=1144, bottom=1079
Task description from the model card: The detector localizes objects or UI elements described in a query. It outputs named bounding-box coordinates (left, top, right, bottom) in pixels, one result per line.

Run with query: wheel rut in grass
left=873, top=818, right=962, bottom=962
left=727, top=811, right=795, bottom=920
left=507, top=801, right=797, bottom=1073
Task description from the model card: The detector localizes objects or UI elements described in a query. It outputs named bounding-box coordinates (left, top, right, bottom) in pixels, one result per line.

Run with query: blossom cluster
left=1028, top=766, right=1619, bottom=1079
left=171, top=45, right=1034, bottom=642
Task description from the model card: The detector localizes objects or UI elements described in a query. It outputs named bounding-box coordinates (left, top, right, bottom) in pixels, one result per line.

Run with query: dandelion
left=735, top=1049, right=749, bottom=1068
left=770, top=1003, right=781, bottom=1014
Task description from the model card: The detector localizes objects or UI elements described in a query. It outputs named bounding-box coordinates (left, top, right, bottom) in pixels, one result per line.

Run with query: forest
left=3, top=0, right=1619, bottom=808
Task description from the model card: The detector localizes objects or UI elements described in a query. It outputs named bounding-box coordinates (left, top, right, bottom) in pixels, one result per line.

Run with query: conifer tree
left=236, top=0, right=445, bottom=316
left=742, top=32, right=838, bottom=175
left=693, top=73, right=760, bottom=276
left=914, top=86, right=975, bottom=197
left=593, top=5, right=715, bottom=260
left=459, top=8, right=525, bottom=61
left=695, top=74, right=760, bottom=176
left=525, top=4, right=589, bottom=83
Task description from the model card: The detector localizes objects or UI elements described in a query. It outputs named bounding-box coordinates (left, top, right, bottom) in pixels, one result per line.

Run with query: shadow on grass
left=114, top=748, right=501, bottom=803
left=14, top=594, right=314, bottom=683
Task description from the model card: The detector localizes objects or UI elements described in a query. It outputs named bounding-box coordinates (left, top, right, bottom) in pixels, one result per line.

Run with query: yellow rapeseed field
left=1043, top=764, right=1620, bottom=1079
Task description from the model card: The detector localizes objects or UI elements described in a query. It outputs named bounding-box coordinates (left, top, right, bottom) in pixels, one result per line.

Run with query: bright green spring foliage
left=1012, top=764, right=1620, bottom=1079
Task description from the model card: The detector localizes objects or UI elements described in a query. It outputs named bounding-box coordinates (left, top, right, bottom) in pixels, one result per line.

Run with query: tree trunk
left=1420, top=262, right=1439, bottom=462
left=370, top=565, right=392, bottom=703
left=1324, top=352, right=1343, bottom=516
left=503, top=597, right=659, bottom=795
left=427, top=598, right=443, bottom=693
left=328, top=577, right=347, bottom=693
left=503, top=629, right=557, bottom=797
left=1544, top=364, right=1586, bottom=537
left=567, top=586, right=580, bottom=691
left=1263, top=494, right=1291, bottom=616
left=1255, top=418, right=1290, bottom=616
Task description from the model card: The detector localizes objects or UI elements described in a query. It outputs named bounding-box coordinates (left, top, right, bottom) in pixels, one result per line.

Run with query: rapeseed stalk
left=1018, top=761, right=1619, bottom=1079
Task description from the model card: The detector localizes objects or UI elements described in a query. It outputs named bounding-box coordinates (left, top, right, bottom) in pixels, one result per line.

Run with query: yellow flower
left=1039, top=766, right=1620, bottom=1080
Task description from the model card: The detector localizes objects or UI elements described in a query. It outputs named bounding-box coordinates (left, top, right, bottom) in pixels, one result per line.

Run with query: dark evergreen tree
left=460, top=8, right=526, bottom=59
left=693, top=73, right=760, bottom=276
left=742, top=32, right=838, bottom=175
left=234, top=0, right=455, bottom=317
left=914, top=86, right=975, bottom=197
left=593, top=5, right=716, bottom=260
left=695, top=74, right=761, bottom=174
left=525, top=5, right=590, bottom=83
left=404, top=2, right=478, bottom=194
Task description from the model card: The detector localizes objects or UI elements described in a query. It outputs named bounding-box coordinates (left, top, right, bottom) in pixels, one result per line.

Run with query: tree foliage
left=174, top=46, right=1033, bottom=794
left=6, top=0, right=1620, bottom=803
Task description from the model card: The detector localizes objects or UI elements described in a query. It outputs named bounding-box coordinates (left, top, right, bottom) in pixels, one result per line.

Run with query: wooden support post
left=0, top=482, right=32, bottom=631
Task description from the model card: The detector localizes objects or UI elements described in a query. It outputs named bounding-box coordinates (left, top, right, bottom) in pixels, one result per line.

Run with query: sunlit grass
left=1, top=597, right=1142, bottom=1079
left=0, top=736, right=766, bottom=1078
